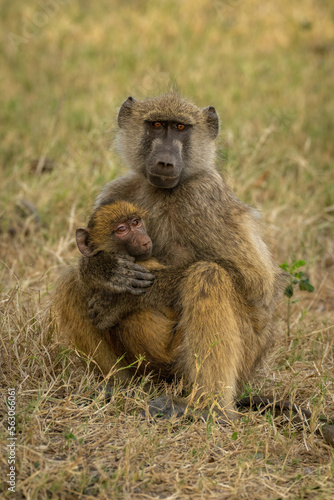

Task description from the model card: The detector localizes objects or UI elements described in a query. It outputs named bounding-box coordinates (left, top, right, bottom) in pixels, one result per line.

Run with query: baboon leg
left=117, top=308, right=179, bottom=378
left=175, top=262, right=244, bottom=416
left=54, top=267, right=132, bottom=382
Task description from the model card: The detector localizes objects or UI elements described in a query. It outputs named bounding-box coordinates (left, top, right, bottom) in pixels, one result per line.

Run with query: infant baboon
left=56, top=200, right=183, bottom=380
left=76, top=200, right=155, bottom=309
left=75, top=199, right=181, bottom=331
left=54, top=93, right=287, bottom=419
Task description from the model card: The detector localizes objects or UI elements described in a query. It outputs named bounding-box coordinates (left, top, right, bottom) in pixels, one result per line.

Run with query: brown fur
left=56, top=200, right=182, bottom=379
left=54, top=93, right=287, bottom=418
left=88, top=201, right=148, bottom=251
left=55, top=257, right=181, bottom=381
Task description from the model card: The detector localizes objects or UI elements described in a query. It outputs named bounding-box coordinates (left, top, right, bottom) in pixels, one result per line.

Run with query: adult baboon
left=54, top=93, right=287, bottom=419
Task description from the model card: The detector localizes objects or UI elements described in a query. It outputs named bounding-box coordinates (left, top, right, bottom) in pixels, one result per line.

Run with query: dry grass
left=1, top=1, right=334, bottom=498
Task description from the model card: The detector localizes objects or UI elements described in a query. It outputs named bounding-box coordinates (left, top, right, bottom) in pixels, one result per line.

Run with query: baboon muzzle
left=147, top=151, right=182, bottom=189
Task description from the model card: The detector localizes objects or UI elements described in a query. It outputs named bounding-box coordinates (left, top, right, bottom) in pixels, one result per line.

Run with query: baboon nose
left=157, top=161, right=174, bottom=169
left=142, top=238, right=151, bottom=249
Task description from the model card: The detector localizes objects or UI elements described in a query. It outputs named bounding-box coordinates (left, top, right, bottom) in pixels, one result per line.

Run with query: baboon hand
left=110, top=256, right=156, bottom=294
left=87, top=256, right=155, bottom=330
left=88, top=291, right=122, bottom=330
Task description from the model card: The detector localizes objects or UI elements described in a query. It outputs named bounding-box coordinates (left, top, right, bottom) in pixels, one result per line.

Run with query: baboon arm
left=87, top=290, right=144, bottom=330
left=87, top=265, right=182, bottom=331
left=80, top=254, right=155, bottom=296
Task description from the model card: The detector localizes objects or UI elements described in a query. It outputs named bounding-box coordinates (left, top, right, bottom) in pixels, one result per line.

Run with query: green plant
left=280, top=260, right=314, bottom=336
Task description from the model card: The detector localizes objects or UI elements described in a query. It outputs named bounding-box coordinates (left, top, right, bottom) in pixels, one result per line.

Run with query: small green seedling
left=280, top=260, right=314, bottom=337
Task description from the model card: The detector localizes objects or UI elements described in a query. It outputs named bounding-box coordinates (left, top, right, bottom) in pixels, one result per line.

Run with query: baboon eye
left=131, top=218, right=141, bottom=227
left=116, top=225, right=127, bottom=234
left=153, top=121, right=163, bottom=128
left=177, top=123, right=185, bottom=130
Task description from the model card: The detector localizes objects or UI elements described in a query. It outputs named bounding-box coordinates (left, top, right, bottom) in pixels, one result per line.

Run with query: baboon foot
left=147, top=395, right=237, bottom=424
left=148, top=395, right=188, bottom=419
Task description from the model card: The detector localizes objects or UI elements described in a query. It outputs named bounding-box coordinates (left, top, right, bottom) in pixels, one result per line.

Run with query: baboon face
left=111, top=216, right=153, bottom=260
left=117, top=94, right=219, bottom=189
left=143, top=120, right=192, bottom=189
left=76, top=202, right=152, bottom=260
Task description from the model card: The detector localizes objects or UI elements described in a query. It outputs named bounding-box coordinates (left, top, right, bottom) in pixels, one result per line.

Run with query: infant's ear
left=76, top=227, right=93, bottom=256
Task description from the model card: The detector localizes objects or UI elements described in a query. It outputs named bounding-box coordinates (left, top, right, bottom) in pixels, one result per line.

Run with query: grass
left=1, top=0, right=334, bottom=498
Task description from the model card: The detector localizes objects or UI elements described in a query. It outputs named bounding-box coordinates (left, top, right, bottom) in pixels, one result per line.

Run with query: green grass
left=1, top=1, right=334, bottom=498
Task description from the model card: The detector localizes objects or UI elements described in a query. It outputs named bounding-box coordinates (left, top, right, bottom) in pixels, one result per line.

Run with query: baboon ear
left=76, top=228, right=93, bottom=256
left=202, top=106, right=219, bottom=139
left=118, top=96, right=137, bottom=128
